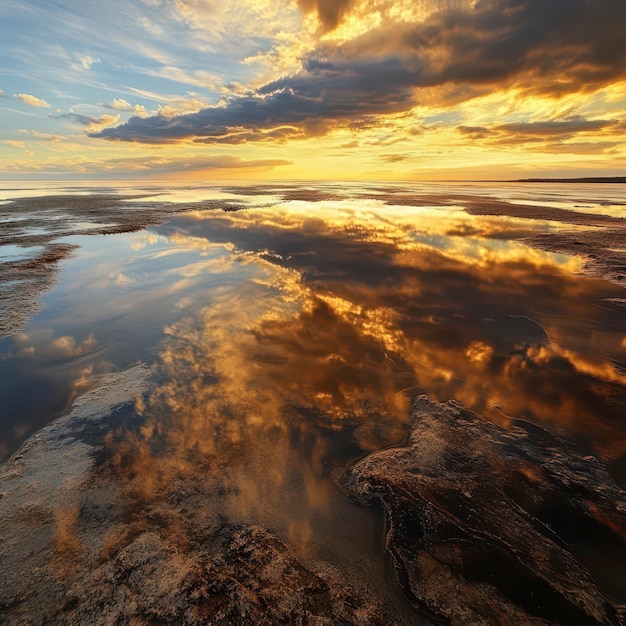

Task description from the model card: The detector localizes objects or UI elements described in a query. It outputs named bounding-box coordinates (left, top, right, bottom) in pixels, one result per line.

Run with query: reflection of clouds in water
left=11, top=330, right=98, bottom=359
left=160, top=203, right=625, bottom=454
left=111, top=272, right=135, bottom=286
left=130, top=233, right=167, bottom=252
left=1, top=327, right=115, bottom=453
left=106, top=270, right=414, bottom=556
left=174, top=202, right=585, bottom=296
left=114, top=266, right=625, bottom=517
left=308, top=261, right=626, bottom=453
left=107, top=199, right=626, bottom=546
left=187, top=199, right=587, bottom=261
left=166, top=231, right=237, bottom=253
left=166, top=257, right=235, bottom=278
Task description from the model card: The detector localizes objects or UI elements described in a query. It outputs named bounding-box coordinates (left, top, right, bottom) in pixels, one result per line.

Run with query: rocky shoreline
left=2, top=184, right=625, bottom=623
left=344, top=396, right=626, bottom=624
left=2, top=366, right=625, bottom=624
left=0, top=366, right=410, bottom=625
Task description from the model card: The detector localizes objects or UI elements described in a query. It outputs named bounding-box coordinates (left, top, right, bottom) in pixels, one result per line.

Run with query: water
left=1, top=180, right=625, bottom=616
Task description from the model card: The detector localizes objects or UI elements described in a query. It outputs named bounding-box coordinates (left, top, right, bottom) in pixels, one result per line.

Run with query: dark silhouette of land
left=515, top=177, right=626, bottom=183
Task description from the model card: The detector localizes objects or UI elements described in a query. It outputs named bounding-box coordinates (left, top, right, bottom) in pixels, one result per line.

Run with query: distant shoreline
left=514, top=177, right=626, bottom=184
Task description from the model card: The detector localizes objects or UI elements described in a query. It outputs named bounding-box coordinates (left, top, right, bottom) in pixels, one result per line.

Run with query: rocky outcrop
left=51, top=524, right=387, bottom=626
left=345, top=396, right=626, bottom=625
left=4, top=369, right=625, bottom=625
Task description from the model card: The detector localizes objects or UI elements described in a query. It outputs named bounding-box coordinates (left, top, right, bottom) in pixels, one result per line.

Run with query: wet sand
left=0, top=193, right=247, bottom=337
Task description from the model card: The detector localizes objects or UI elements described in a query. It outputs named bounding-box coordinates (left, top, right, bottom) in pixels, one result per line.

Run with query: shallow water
left=1, top=180, right=625, bottom=615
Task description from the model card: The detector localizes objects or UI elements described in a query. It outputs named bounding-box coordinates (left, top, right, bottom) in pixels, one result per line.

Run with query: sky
left=1, top=0, right=625, bottom=181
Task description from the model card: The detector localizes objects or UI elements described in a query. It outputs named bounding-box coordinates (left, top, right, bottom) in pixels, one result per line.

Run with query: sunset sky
left=1, top=0, right=625, bottom=180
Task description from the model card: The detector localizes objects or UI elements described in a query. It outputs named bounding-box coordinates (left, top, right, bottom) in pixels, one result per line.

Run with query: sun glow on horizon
left=1, top=0, right=625, bottom=180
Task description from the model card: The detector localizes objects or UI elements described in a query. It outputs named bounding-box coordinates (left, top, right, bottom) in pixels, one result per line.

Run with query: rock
left=344, top=396, right=626, bottom=625
left=185, top=524, right=387, bottom=626
left=19, top=523, right=387, bottom=626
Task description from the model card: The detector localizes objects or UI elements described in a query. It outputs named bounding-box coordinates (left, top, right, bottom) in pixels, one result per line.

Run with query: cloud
left=55, top=112, right=121, bottom=131
left=102, top=98, right=148, bottom=117
left=15, top=93, right=51, bottom=108
left=457, top=116, right=621, bottom=148
left=297, top=0, right=357, bottom=31
left=91, top=0, right=626, bottom=145
left=13, top=331, right=98, bottom=359
left=126, top=87, right=211, bottom=117
left=139, top=154, right=293, bottom=172
left=536, top=141, right=622, bottom=155
left=0, top=154, right=292, bottom=178
left=366, top=134, right=406, bottom=147
left=91, top=55, right=417, bottom=143
left=380, top=153, right=408, bottom=163
left=149, top=66, right=219, bottom=89
left=72, top=54, right=101, bottom=71
left=31, top=130, right=64, bottom=142
left=494, top=118, right=616, bottom=137
left=340, top=140, right=359, bottom=149
left=400, top=0, right=626, bottom=95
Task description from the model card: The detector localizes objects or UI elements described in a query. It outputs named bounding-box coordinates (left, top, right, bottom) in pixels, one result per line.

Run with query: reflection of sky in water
left=1, top=193, right=625, bottom=455
left=150, top=202, right=625, bottom=451
left=0, top=244, right=44, bottom=261
left=0, top=228, right=258, bottom=458
left=1, top=185, right=626, bottom=566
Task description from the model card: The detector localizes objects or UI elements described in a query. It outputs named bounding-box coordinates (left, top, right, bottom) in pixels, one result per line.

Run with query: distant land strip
left=514, top=177, right=626, bottom=183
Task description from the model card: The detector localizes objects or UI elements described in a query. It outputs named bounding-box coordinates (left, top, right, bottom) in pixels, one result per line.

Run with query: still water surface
left=1, top=181, right=625, bottom=610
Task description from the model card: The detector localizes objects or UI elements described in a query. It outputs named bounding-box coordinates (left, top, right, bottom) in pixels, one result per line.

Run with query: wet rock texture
left=346, top=396, right=626, bottom=625
left=0, top=366, right=397, bottom=626
left=53, top=525, right=386, bottom=626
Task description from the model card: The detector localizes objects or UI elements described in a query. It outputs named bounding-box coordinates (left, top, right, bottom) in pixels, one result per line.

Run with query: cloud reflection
left=151, top=203, right=626, bottom=455
left=95, top=196, right=626, bottom=569
left=105, top=278, right=396, bottom=559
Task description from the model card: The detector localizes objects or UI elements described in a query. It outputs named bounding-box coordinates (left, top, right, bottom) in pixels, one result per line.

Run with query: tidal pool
left=1, top=181, right=625, bottom=623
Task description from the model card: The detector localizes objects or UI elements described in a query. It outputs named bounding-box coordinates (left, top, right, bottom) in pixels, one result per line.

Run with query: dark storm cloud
left=91, top=0, right=626, bottom=144
left=297, top=0, right=357, bottom=30
left=457, top=117, right=620, bottom=147
left=405, top=0, right=626, bottom=92
left=92, top=55, right=416, bottom=144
